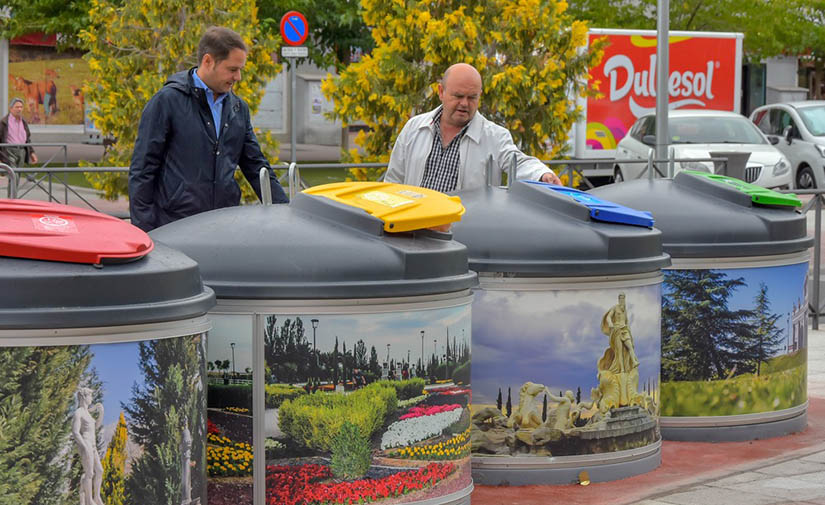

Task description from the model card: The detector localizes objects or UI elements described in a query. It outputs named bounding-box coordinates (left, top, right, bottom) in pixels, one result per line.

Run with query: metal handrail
left=0, top=163, right=17, bottom=198
left=259, top=167, right=273, bottom=206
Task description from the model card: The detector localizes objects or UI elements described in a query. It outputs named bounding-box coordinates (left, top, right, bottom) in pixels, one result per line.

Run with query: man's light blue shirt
left=192, top=68, right=226, bottom=138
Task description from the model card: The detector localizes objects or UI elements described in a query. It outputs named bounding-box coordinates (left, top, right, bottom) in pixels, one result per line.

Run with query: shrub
left=375, top=378, right=426, bottom=401
left=452, top=361, right=470, bottom=385
left=279, top=382, right=397, bottom=451
left=266, top=384, right=306, bottom=409
left=330, top=421, right=372, bottom=480
left=208, top=384, right=252, bottom=412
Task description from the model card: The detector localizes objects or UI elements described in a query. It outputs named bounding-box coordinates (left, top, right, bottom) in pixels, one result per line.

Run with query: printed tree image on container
left=0, top=334, right=206, bottom=505
left=263, top=305, right=473, bottom=504
left=661, top=263, right=808, bottom=417
left=471, top=292, right=659, bottom=457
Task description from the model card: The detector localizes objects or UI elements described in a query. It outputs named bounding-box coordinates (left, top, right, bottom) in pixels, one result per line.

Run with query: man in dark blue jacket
left=129, top=26, right=288, bottom=232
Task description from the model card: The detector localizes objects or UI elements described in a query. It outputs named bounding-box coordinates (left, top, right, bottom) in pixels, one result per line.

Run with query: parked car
left=614, top=110, right=792, bottom=189
left=750, top=101, right=825, bottom=189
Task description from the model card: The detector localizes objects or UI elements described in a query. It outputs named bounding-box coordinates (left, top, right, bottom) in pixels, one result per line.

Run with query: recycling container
left=151, top=182, right=478, bottom=505
left=591, top=171, right=813, bottom=441
left=450, top=180, right=671, bottom=485
left=0, top=200, right=215, bottom=505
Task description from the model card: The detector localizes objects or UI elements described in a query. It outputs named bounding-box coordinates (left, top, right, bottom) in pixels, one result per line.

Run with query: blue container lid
left=450, top=180, right=670, bottom=276
left=523, top=182, right=655, bottom=227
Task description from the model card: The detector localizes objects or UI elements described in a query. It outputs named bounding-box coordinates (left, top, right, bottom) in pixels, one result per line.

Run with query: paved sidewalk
left=473, top=327, right=825, bottom=505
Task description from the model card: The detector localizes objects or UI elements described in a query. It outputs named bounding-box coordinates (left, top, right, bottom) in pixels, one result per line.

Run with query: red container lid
left=0, top=200, right=153, bottom=264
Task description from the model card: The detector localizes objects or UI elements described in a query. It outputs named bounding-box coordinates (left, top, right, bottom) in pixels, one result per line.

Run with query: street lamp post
left=311, top=319, right=319, bottom=371
left=420, top=330, right=425, bottom=375
left=386, top=343, right=391, bottom=378
left=230, top=342, right=236, bottom=377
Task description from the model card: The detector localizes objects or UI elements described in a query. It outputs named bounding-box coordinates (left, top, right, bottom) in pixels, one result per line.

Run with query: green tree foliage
left=0, top=346, right=91, bottom=505
left=264, top=316, right=311, bottom=384
left=369, top=345, right=380, bottom=377
left=79, top=0, right=281, bottom=199
left=101, top=412, right=128, bottom=505
left=354, top=339, right=368, bottom=369
left=0, top=1, right=90, bottom=46
left=567, top=0, right=802, bottom=61
left=662, top=270, right=756, bottom=382
left=123, top=335, right=206, bottom=505
left=258, top=0, right=374, bottom=71
left=749, top=282, right=785, bottom=376
left=505, top=387, right=512, bottom=417
left=322, top=0, right=604, bottom=181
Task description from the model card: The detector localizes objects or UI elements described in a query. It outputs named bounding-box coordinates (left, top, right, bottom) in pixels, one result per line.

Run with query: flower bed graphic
left=381, top=407, right=464, bottom=449
left=266, top=462, right=455, bottom=505
left=400, top=403, right=461, bottom=420
left=389, top=428, right=470, bottom=460
left=207, top=432, right=253, bottom=477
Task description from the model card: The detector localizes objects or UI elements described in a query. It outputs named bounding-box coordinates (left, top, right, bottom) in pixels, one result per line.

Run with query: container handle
left=485, top=154, right=495, bottom=188
left=508, top=152, right=517, bottom=189
left=259, top=166, right=272, bottom=206
left=0, top=163, right=17, bottom=199
left=288, top=162, right=300, bottom=200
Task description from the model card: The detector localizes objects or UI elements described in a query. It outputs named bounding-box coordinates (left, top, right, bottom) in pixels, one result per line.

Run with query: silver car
left=614, top=110, right=792, bottom=189
left=751, top=101, right=825, bottom=189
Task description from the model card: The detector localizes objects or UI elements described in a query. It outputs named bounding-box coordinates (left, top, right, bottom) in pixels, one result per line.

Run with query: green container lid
left=680, top=170, right=802, bottom=207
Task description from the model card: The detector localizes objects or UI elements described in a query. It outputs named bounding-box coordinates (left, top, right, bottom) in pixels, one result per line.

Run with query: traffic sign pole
left=291, top=60, right=296, bottom=164
left=280, top=11, right=310, bottom=165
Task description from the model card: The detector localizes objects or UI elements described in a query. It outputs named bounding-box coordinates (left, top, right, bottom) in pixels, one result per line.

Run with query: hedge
left=265, top=384, right=306, bottom=409
left=374, top=378, right=426, bottom=401
left=208, top=384, right=252, bottom=411
left=279, top=382, right=397, bottom=451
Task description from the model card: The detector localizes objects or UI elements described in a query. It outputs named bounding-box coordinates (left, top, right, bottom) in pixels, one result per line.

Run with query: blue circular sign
left=280, top=11, right=308, bottom=47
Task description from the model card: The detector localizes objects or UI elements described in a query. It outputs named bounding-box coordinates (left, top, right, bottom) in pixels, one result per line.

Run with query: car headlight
left=680, top=161, right=711, bottom=172
left=773, top=158, right=790, bottom=176
left=816, top=144, right=825, bottom=158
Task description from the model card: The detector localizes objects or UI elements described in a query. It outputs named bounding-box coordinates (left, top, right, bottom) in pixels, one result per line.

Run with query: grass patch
left=661, top=363, right=806, bottom=417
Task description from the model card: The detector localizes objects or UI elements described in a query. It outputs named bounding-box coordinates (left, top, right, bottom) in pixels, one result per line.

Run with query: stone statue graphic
left=72, top=387, right=104, bottom=505
left=597, top=293, right=641, bottom=409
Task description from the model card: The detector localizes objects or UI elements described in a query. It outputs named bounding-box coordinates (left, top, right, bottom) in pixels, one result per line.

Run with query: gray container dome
left=149, top=191, right=478, bottom=299
left=589, top=172, right=813, bottom=257
left=0, top=243, right=215, bottom=329
left=451, top=180, right=671, bottom=275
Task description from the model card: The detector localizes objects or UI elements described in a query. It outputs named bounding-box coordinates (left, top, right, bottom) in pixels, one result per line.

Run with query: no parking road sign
left=280, top=11, right=308, bottom=47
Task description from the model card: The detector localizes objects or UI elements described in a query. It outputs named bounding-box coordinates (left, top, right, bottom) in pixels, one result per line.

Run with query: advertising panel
left=584, top=31, right=741, bottom=153
left=471, top=283, right=662, bottom=457
left=0, top=333, right=207, bottom=505
left=661, top=262, right=808, bottom=418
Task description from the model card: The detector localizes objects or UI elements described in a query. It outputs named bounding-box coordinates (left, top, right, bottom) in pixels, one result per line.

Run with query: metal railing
left=0, top=163, right=18, bottom=198
left=781, top=188, right=825, bottom=329
left=4, top=153, right=821, bottom=326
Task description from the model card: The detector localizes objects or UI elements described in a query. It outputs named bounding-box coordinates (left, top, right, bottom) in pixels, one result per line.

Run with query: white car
left=614, top=110, right=792, bottom=189
left=751, top=101, right=825, bottom=189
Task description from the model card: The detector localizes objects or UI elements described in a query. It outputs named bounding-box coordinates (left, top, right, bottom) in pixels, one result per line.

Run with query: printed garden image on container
left=471, top=285, right=661, bottom=457
left=205, top=315, right=254, bottom=502
left=264, top=307, right=472, bottom=505
left=0, top=335, right=207, bottom=505
left=661, top=263, right=808, bottom=417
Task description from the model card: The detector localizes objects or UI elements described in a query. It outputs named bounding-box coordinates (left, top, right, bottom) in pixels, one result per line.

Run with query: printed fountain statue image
left=472, top=293, right=660, bottom=456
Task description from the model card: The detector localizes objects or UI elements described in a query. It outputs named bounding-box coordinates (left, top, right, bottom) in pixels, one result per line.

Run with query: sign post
left=280, top=11, right=309, bottom=165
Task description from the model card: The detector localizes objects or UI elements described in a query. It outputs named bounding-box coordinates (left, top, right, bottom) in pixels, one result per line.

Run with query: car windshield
left=668, top=116, right=767, bottom=145
left=797, top=105, right=825, bottom=136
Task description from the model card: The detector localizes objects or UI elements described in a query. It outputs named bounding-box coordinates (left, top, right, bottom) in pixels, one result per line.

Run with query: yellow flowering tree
left=79, top=0, right=281, bottom=199
left=101, top=412, right=128, bottom=505
left=322, top=0, right=604, bottom=183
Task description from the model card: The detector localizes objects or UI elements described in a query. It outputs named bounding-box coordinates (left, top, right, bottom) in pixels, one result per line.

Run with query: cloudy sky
left=471, top=285, right=662, bottom=406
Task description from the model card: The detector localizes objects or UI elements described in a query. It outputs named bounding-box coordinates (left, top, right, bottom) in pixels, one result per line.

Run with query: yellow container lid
left=303, top=182, right=465, bottom=232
